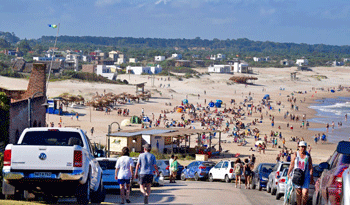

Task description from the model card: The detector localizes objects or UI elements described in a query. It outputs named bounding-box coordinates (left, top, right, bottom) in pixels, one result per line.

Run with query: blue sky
left=1, top=0, right=350, bottom=45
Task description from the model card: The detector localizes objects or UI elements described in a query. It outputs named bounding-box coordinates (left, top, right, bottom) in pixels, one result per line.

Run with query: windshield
left=20, top=131, right=84, bottom=147
left=202, top=162, right=216, bottom=167
left=261, top=164, right=275, bottom=173
left=98, top=160, right=117, bottom=170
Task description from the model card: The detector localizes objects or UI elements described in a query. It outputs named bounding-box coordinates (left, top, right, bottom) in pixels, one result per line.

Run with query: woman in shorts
left=115, top=147, right=134, bottom=204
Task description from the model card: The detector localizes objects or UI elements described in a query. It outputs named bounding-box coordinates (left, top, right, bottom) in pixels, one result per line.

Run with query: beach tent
left=183, top=99, right=188, bottom=104
left=331, top=89, right=335, bottom=93
left=143, top=116, right=150, bottom=122
left=215, top=102, right=222, bottom=108
left=263, top=94, right=270, bottom=100
left=130, top=116, right=141, bottom=124
left=216, top=99, right=223, bottom=104
left=121, top=119, right=131, bottom=127
left=208, top=102, right=215, bottom=107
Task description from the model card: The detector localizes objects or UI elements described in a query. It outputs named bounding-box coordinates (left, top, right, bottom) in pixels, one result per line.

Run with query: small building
left=116, top=57, right=126, bottom=65
left=175, top=60, right=191, bottom=67
left=171, top=53, right=182, bottom=60
left=108, top=51, right=120, bottom=61
left=280, top=59, right=294, bottom=66
left=126, top=65, right=162, bottom=75
left=296, top=59, right=308, bottom=66
left=208, top=65, right=231, bottom=73
left=96, top=65, right=117, bottom=80
left=155, top=56, right=165, bottom=62
left=233, top=61, right=252, bottom=73
left=129, top=58, right=138, bottom=63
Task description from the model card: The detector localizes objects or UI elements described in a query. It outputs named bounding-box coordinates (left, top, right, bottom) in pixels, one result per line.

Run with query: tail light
left=73, top=150, right=82, bottom=167
left=199, top=166, right=207, bottom=170
left=4, top=149, right=11, bottom=166
left=279, top=178, right=286, bottom=183
left=166, top=166, right=169, bottom=170
left=332, top=167, right=347, bottom=189
left=229, top=168, right=234, bottom=173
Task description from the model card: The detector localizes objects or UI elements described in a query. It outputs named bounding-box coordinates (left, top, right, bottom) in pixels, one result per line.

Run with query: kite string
left=46, top=23, right=60, bottom=94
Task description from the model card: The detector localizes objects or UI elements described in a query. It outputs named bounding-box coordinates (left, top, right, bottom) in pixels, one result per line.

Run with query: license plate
left=33, top=172, right=52, bottom=178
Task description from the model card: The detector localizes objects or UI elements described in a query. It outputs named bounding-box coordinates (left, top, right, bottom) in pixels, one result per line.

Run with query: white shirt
left=115, top=156, right=134, bottom=179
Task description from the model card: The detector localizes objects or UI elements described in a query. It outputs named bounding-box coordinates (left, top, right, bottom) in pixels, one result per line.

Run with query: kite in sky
left=48, top=24, right=57, bottom=28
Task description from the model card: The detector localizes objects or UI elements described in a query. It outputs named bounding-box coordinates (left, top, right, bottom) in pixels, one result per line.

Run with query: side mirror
left=319, top=162, right=329, bottom=170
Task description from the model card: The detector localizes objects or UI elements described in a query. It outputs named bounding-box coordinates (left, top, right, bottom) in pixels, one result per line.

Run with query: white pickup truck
left=2, top=127, right=105, bottom=204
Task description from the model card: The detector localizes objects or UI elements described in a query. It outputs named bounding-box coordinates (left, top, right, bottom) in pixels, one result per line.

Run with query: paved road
left=101, top=181, right=284, bottom=205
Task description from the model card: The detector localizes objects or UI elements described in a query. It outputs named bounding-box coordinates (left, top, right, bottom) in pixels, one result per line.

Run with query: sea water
left=308, top=97, right=350, bottom=143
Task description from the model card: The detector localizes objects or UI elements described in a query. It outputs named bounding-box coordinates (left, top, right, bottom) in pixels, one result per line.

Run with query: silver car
left=275, top=168, right=288, bottom=200
left=267, top=161, right=290, bottom=196
left=156, top=159, right=171, bottom=178
left=341, top=166, right=350, bottom=205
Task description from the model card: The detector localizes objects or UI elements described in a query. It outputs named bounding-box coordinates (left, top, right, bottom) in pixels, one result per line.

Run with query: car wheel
left=258, top=181, right=262, bottom=191
left=76, top=176, right=90, bottom=205
left=271, top=187, right=277, bottom=195
left=181, top=173, right=186, bottom=181
left=267, top=183, right=271, bottom=193
left=252, top=179, right=256, bottom=189
left=276, top=193, right=282, bottom=200
left=225, top=175, right=231, bottom=183
left=209, top=174, right=214, bottom=182
left=91, top=178, right=106, bottom=203
left=194, top=173, right=200, bottom=181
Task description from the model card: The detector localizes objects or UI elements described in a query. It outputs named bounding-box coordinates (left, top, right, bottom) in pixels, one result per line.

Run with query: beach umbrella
left=121, top=119, right=131, bottom=127
left=331, top=89, right=335, bottom=93
left=178, top=106, right=184, bottom=109
left=177, top=108, right=183, bottom=113
left=143, top=116, right=150, bottom=122
left=215, top=102, right=221, bottom=108
left=209, top=102, right=215, bottom=107
left=216, top=99, right=223, bottom=104
left=255, top=140, right=264, bottom=146
left=263, top=94, right=270, bottom=99
left=183, top=99, right=188, bottom=104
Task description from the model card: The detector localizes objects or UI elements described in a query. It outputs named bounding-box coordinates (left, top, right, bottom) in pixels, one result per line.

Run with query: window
left=215, top=161, right=223, bottom=169
left=21, top=131, right=84, bottom=147
left=98, top=160, right=117, bottom=170
left=222, top=161, right=229, bottom=169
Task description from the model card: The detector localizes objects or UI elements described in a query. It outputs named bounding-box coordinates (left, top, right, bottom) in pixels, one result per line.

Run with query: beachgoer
left=91, top=127, right=94, bottom=136
left=243, top=158, right=253, bottom=189
left=115, top=147, right=134, bottom=204
left=76, top=112, right=79, bottom=121
left=169, top=155, right=174, bottom=183
left=134, top=144, right=159, bottom=204
left=170, top=156, right=179, bottom=183
left=234, top=158, right=243, bottom=188
left=287, top=141, right=314, bottom=205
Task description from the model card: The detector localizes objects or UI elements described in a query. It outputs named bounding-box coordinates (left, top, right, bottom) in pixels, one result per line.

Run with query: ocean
left=308, top=97, right=350, bottom=143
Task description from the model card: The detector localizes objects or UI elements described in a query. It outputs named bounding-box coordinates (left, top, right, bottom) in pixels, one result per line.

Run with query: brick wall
left=81, top=64, right=96, bottom=73
left=22, top=63, right=46, bottom=99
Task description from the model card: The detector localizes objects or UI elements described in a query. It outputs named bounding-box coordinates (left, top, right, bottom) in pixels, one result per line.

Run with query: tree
left=17, top=39, right=31, bottom=52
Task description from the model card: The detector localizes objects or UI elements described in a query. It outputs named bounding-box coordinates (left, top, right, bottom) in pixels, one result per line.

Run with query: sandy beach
left=2, top=66, right=350, bottom=165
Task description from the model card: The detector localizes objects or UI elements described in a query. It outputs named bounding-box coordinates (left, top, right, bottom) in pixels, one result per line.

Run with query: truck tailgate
left=11, top=145, right=75, bottom=170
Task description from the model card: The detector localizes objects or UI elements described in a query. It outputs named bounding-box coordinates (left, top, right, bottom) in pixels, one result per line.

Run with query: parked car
left=208, top=160, right=235, bottom=183
left=181, top=161, right=216, bottom=181
left=266, top=161, right=290, bottom=195
left=252, top=163, right=275, bottom=191
left=156, top=159, right=184, bottom=180
left=288, top=164, right=322, bottom=205
left=341, top=166, right=350, bottom=205
left=96, top=158, right=119, bottom=190
left=275, top=168, right=288, bottom=200
left=312, top=141, right=350, bottom=205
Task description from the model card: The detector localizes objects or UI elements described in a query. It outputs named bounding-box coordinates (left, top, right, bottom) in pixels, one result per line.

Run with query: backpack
left=292, top=168, right=305, bottom=186
left=235, top=164, right=242, bottom=175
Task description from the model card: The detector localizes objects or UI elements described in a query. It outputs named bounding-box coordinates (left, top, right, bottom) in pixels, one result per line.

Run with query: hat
left=298, top=141, right=307, bottom=147
left=143, top=144, right=151, bottom=149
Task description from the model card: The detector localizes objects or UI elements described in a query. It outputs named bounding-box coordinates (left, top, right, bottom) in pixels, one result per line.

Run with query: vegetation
left=51, top=70, right=126, bottom=84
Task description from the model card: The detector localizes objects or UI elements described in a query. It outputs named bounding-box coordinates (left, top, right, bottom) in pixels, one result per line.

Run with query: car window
left=164, top=161, right=169, bottom=165
left=282, top=169, right=288, bottom=176
left=222, top=161, right=229, bottom=168
left=340, top=154, right=350, bottom=165
left=203, top=162, right=216, bottom=167
left=261, top=164, right=275, bottom=173
left=272, top=163, right=278, bottom=171
left=21, top=131, right=84, bottom=147
left=156, top=161, right=161, bottom=166
left=215, top=161, right=223, bottom=168
left=98, top=160, right=117, bottom=170
left=280, top=164, right=290, bottom=171
left=231, top=162, right=235, bottom=168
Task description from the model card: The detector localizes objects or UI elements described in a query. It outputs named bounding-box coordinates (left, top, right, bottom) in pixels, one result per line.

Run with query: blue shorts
left=118, top=179, right=131, bottom=185
left=294, top=174, right=310, bottom=189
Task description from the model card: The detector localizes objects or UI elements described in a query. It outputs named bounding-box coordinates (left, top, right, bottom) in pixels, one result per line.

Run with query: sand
left=2, top=66, right=350, bottom=165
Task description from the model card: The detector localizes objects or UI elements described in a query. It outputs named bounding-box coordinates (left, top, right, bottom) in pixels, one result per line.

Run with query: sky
left=1, top=0, right=350, bottom=46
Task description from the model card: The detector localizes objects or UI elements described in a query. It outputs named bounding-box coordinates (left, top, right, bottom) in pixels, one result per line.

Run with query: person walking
left=234, top=158, right=243, bottom=188
left=134, top=144, right=159, bottom=204
left=170, top=156, right=179, bottom=183
left=243, top=158, right=253, bottom=189
left=169, top=155, right=174, bottom=183
left=287, top=141, right=314, bottom=205
left=115, top=147, right=134, bottom=204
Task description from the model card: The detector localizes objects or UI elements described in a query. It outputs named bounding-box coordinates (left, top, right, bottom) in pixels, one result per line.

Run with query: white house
left=208, top=65, right=231, bottom=73
left=217, top=53, right=226, bottom=60
left=126, top=65, right=162, bottom=75
left=233, top=61, right=251, bottom=73
left=253, top=56, right=270, bottom=62
left=296, top=59, right=309, bottom=66
left=109, top=51, right=119, bottom=60
left=65, top=54, right=80, bottom=71
left=253, top=57, right=262, bottom=62
left=129, top=58, right=138, bottom=63
left=96, top=65, right=117, bottom=80
left=171, top=53, right=182, bottom=60
left=155, top=56, right=165, bottom=62
left=116, top=57, right=126, bottom=65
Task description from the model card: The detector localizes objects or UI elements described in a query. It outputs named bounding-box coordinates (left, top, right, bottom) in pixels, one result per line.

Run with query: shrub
left=150, top=149, right=166, bottom=160
left=130, top=152, right=140, bottom=158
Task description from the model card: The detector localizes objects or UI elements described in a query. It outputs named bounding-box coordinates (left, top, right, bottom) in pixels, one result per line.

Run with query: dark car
left=312, top=141, right=350, bottom=205
left=181, top=161, right=216, bottom=181
left=252, top=163, right=275, bottom=191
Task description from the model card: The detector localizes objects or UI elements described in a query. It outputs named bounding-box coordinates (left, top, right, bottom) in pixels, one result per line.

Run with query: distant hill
left=0, top=31, right=20, bottom=44
left=37, top=35, right=350, bottom=56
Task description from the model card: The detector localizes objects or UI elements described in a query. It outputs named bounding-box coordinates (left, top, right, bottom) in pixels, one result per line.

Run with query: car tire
left=258, top=181, right=262, bottom=191
left=194, top=173, right=200, bottom=181
left=252, top=179, right=256, bottom=189
left=271, top=187, right=277, bottom=195
left=225, top=175, right=230, bottom=183
left=91, top=178, right=106, bottom=204
left=76, top=176, right=90, bottom=205
left=267, top=183, right=271, bottom=193
left=276, top=193, right=282, bottom=200
left=181, top=173, right=186, bottom=181
left=209, top=174, right=214, bottom=182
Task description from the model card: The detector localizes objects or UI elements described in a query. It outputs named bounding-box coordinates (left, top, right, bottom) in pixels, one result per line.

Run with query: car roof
left=24, top=127, right=83, bottom=132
